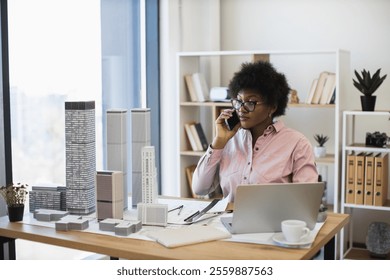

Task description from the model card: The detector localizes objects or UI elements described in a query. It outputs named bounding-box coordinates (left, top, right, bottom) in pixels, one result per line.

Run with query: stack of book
left=345, top=152, right=388, bottom=206
left=184, top=122, right=208, bottom=152
left=184, top=72, right=210, bottom=102
left=306, top=71, right=336, bottom=105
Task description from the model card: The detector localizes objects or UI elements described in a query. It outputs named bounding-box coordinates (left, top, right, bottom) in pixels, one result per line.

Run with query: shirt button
left=244, top=177, right=247, bottom=180
left=248, top=162, right=250, bottom=165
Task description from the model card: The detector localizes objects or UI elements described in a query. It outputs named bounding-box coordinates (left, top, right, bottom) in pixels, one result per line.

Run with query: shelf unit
left=340, top=110, right=390, bottom=259
left=176, top=50, right=351, bottom=217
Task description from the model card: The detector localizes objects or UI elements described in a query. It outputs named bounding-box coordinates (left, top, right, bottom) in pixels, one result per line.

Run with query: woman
left=192, top=60, right=318, bottom=202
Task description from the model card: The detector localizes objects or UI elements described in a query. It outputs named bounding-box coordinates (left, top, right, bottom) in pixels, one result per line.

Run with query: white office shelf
left=340, top=110, right=390, bottom=259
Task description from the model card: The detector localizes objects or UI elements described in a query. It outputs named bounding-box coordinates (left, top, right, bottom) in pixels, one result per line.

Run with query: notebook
left=221, top=182, right=324, bottom=234
left=146, top=225, right=231, bottom=248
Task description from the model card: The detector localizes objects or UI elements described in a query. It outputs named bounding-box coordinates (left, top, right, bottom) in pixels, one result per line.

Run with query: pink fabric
left=192, top=121, right=318, bottom=202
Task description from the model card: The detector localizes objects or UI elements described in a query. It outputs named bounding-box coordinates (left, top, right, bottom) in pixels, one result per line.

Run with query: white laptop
left=221, top=182, right=324, bottom=234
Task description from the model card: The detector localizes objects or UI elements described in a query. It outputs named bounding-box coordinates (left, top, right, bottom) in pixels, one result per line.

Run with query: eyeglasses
left=231, top=99, right=264, bottom=112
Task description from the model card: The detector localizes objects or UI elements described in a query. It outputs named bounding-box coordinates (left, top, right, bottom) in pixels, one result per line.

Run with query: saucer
left=272, top=232, right=313, bottom=247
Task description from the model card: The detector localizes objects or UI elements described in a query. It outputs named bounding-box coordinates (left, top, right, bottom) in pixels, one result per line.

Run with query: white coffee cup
left=281, top=220, right=310, bottom=243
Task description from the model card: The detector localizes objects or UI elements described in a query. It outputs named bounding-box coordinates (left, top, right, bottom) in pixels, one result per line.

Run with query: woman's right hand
left=211, top=109, right=241, bottom=149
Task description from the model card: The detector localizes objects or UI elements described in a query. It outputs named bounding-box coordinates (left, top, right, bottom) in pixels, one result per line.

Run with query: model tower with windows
left=106, top=109, right=128, bottom=209
left=141, top=146, right=158, bottom=204
left=131, top=108, right=151, bottom=207
left=65, top=101, right=96, bottom=215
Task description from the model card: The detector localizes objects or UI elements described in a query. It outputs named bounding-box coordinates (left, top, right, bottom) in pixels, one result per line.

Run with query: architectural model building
left=137, top=203, right=168, bottom=226
left=106, top=109, right=128, bottom=209
left=55, top=215, right=89, bottom=231
left=65, top=101, right=96, bottom=215
left=29, top=185, right=67, bottom=212
left=142, top=146, right=158, bottom=204
left=33, top=209, right=69, bottom=222
left=99, top=218, right=142, bottom=236
left=96, top=171, right=124, bottom=221
left=131, top=108, right=151, bottom=207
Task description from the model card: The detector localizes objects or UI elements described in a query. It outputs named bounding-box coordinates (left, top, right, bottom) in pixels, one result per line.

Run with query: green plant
left=353, top=68, right=387, bottom=96
left=314, top=134, right=329, bottom=147
left=0, top=183, right=28, bottom=206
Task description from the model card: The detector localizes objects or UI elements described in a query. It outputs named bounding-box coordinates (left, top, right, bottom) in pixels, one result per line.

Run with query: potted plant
left=353, top=68, right=387, bottom=111
left=313, top=134, right=329, bottom=158
left=0, top=183, right=28, bottom=222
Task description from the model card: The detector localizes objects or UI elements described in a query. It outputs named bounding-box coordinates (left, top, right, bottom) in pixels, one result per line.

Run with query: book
left=184, top=122, right=200, bottom=151
left=345, top=152, right=355, bottom=204
left=354, top=152, right=366, bottom=205
left=306, top=78, right=318, bottom=104
left=184, top=74, right=198, bottom=102
left=319, top=73, right=336, bottom=105
left=189, top=123, right=203, bottom=151
left=328, top=88, right=336, bottom=104
left=311, top=71, right=329, bottom=104
left=185, top=164, right=197, bottom=197
left=373, top=153, right=389, bottom=206
left=363, top=153, right=374, bottom=205
left=192, top=72, right=209, bottom=102
left=194, top=123, right=209, bottom=151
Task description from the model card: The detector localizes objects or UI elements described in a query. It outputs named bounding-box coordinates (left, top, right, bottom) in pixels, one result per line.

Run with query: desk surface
left=0, top=212, right=349, bottom=260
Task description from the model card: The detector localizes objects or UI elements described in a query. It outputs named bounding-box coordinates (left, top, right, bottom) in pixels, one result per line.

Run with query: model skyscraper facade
left=106, top=109, right=128, bottom=209
left=131, top=108, right=151, bottom=207
left=65, top=101, right=96, bottom=215
left=141, top=146, right=158, bottom=204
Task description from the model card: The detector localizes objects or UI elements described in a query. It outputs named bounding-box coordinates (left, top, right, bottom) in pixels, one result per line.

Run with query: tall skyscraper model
left=65, top=101, right=96, bottom=215
left=142, top=146, right=158, bottom=204
left=131, top=108, right=151, bottom=207
left=106, top=109, right=128, bottom=209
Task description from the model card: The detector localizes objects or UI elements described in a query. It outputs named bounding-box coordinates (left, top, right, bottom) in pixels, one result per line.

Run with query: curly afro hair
left=228, top=60, right=290, bottom=118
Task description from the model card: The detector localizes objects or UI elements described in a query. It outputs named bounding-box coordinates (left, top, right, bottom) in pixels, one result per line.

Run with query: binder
left=345, top=152, right=356, bottom=204
left=373, top=153, right=389, bottom=206
left=354, top=152, right=366, bottom=205
left=364, top=153, right=375, bottom=205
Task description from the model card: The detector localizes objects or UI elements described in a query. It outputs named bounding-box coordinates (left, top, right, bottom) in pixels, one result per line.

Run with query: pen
left=184, top=210, right=200, bottom=222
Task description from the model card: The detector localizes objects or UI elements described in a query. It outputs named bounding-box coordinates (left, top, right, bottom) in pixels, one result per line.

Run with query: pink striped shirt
left=192, top=121, right=318, bottom=202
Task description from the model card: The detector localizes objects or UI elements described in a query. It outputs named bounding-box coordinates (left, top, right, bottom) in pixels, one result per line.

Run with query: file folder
left=345, top=152, right=355, bottom=204
left=364, top=153, right=375, bottom=205
left=373, top=153, right=389, bottom=206
left=354, top=152, right=366, bottom=205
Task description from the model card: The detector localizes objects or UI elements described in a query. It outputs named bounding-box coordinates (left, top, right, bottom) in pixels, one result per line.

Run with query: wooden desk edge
left=0, top=212, right=350, bottom=260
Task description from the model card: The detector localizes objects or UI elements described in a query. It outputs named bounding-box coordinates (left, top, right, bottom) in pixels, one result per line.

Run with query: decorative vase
left=360, top=95, right=376, bottom=111
left=314, top=146, right=326, bottom=158
left=7, top=204, right=25, bottom=222
left=366, top=222, right=390, bottom=258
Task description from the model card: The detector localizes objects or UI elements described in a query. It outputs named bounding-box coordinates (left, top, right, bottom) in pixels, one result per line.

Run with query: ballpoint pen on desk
left=183, top=199, right=221, bottom=223
left=183, top=211, right=200, bottom=222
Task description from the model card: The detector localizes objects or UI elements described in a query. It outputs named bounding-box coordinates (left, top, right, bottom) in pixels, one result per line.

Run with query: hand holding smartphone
left=225, top=110, right=240, bottom=131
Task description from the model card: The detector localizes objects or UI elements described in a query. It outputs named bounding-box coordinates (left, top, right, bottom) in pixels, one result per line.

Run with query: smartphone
left=225, top=110, right=240, bottom=131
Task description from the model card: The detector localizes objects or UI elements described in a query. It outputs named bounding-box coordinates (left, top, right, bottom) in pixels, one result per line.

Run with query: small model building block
left=96, top=171, right=124, bottom=221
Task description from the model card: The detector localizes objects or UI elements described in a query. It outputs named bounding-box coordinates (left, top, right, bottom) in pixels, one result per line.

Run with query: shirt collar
left=272, top=120, right=284, bottom=133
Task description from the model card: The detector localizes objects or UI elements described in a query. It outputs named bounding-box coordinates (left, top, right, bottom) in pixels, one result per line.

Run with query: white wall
left=160, top=0, right=390, bottom=242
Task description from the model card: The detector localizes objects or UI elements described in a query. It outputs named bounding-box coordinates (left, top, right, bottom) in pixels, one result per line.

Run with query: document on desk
left=162, top=197, right=229, bottom=225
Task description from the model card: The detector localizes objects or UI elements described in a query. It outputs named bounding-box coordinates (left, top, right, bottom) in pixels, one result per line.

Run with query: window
left=8, top=0, right=144, bottom=191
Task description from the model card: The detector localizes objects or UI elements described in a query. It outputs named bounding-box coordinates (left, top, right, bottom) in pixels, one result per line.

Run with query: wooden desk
left=0, top=212, right=348, bottom=260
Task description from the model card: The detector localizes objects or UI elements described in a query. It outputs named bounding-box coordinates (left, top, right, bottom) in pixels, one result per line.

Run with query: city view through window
left=8, top=0, right=103, bottom=187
